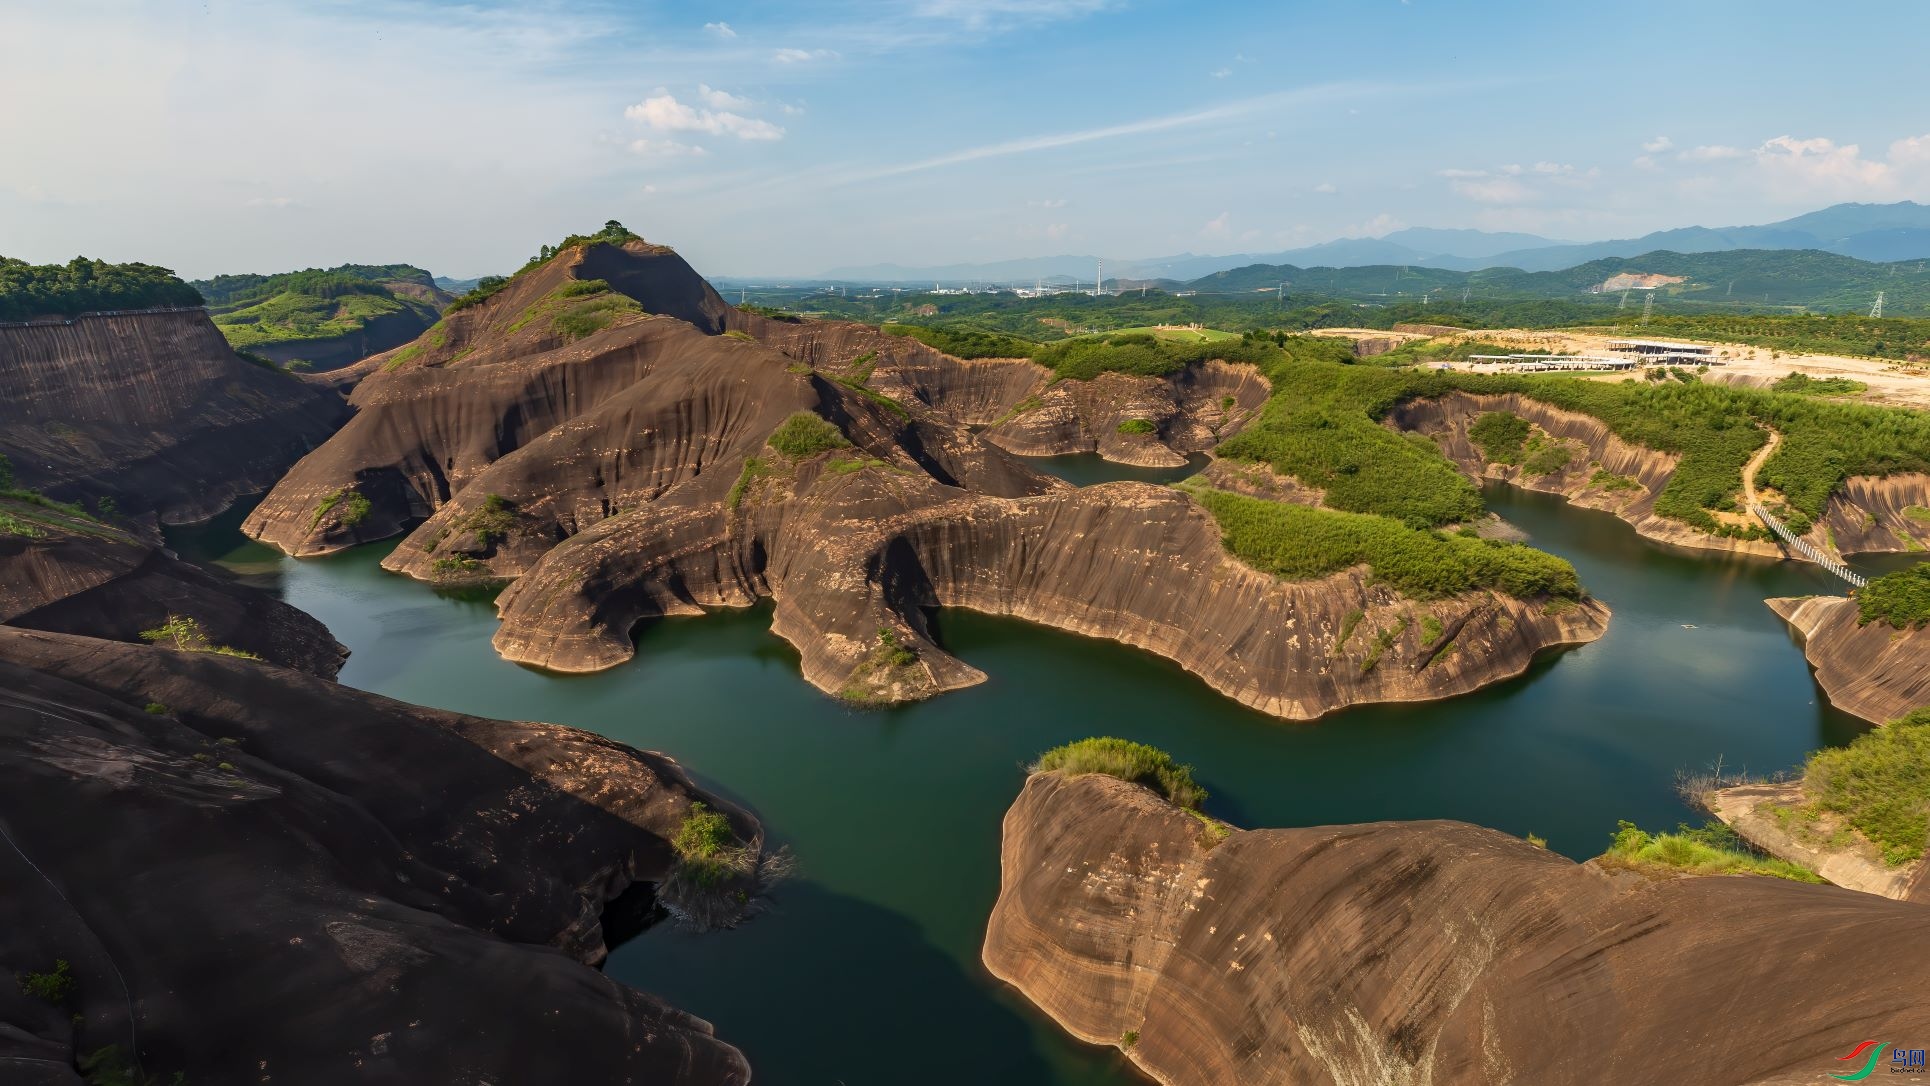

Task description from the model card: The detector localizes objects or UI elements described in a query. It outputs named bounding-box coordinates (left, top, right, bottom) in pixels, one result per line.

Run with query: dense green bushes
left=1858, top=564, right=1930, bottom=629
left=1468, top=412, right=1530, bottom=464
left=1772, top=371, right=1867, bottom=395
left=0, top=256, right=203, bottom=320
left=1184, top=485, right=1580, bottom=600
left=881, top=323, right=1035, bottom=359
left=1034, top=737, right=1206, bottom=809
left=1802, top=710, right=1930, bottom=865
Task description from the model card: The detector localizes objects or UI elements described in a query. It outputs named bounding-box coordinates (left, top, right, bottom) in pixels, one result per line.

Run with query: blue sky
left=4, top=0, right=1928, bottom=279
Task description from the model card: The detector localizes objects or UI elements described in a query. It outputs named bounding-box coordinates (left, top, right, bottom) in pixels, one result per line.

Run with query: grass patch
left=1522, top=436, right=1573, bottom=476
left=1335, top=608, right=1365, bottom=650
left=431, top=555, right=487, bottom=578
left=1600, top=819, right=1822, bottom=882
left=1034, top=737, right=1205, bottom=810
left=724, top=329, right=756, bottom=341
left=767, top=412, right=851, bottom=459
left=882, top=323, right=1035, bottom=359
left=309, top=488, right=371, bottom=531
left=1116, top=418, right=1158, bottom=435
left=459, top=493, right=517, bottom=548
left=1858, top=564, right=1930, bottom=629
left=17, top=959, right=73, bottom=1006
left=1801, top=709, right=1930, bottom=865
left=829, top=373, right=911, bottom=419
left=728, top=457, right=773, bottom=510
left=139, top=615, right=261, bottom=660
left=1589, top=468, right=1642, bottom=493
left=1182, top=484, right=1580, bottom=600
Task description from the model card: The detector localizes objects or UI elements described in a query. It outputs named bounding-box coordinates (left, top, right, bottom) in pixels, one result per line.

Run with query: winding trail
left=1741, top=426, right=1781, bottom=510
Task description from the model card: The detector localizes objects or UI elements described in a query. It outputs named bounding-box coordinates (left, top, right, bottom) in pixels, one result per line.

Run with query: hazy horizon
left=7, top=0, right=1930, bottom=281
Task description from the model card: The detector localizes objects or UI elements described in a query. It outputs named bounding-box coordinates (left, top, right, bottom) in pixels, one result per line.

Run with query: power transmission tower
left=1618, top=290, right=1629, bottom=310
left=1641, top=291, right=1654, bottom=325
left=1871, top=291, right=1886, bottom=319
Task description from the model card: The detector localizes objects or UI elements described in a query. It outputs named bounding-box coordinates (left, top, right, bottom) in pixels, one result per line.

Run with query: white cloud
left=1028, top=198, right=1068, bottom=208
left=1313, top=181, right=1337, bottom=194
left=1354, top=212, right=1403, bottom=236
left=1438, top=168, right=1487, bottom=179
left=629, top=139, right=708, bottom=157
left=1681, top=144, right=1744, bottom=162
left=1752, top=134, right=1893, bottom=195
left=1047, top=222, right=1069, bottom=240
left=1642, top=135, right=1673, bottom=153
left=1888, top=133, right=1930, bottom=166
left=625, top=91, right=784, bottom=141
left=703, top=21, right=736, bottom=38
left=1633, top=155, right=1657, bottom=171
left=1531, top=161, right=1574, bottom=175
left=773, top=47, right=839, bottom=63
left=911, top=0, right=1117, bottom=31
left=1210, top=67, right=1231, bottom=79
left=1202, top=211, right=1231, bottom=238
left=697, top=84, right=753, bottom=111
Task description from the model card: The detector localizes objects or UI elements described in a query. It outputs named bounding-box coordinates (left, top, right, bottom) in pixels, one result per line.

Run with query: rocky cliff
left=1766, top=594, right=1930, bottom=725
left=985, top=771, right=1930, bottom=1086
left=0, top=310, right=348, bottom=523
left=0, top=626, right=764, bottom=1085
left=0, top=499, right=342, bottom=675
left=1708, top=780, right=1929, bottom=902
left=243, top=240, right=1599, bottom=719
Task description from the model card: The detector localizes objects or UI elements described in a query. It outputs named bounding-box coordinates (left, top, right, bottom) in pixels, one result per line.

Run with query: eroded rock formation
left=0, top=310, right=348, bottom=524
left=0, top=627, right=759, bottom=1085
left=1708, top=780, right=1929, bottom=902
left=0, top=505, right=343, bottom=676
left=985, top=770, right=1930, bottom=1086
left=1767, top=594, right=1930, bottom=726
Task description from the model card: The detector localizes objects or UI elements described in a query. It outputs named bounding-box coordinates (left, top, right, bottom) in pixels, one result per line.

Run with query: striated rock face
left=985, top=771, right=1930, bottom=1086
left=0, top=504, right=342, bottom=675
left=0, top=627, right=757, bottom=1085
left=1818, top=472, right=1930, bottom=554
left=1767, top=595, right=1930, bottom=726
left=0, top=310, right=348, bottom=523
left=1391, top=391, right=1782, bottom=557
left=980, top=362, right=1269, bottom=468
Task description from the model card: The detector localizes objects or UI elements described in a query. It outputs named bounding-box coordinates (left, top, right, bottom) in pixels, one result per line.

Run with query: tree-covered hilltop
left=0, top=256, right=204, bottom=320
left=191, top=264, right=450, bottom=351
left=447, top=221, right=644, bottom=311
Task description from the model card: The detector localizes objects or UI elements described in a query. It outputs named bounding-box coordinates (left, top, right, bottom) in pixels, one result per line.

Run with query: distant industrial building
left=1605, top=339, right=1721, bottom=364
left=1462, top=354, right=1640, bottom=372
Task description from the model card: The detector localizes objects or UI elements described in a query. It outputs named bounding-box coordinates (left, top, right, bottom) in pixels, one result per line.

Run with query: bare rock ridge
left=1765, top=594, right=1930, bottom=726
left=1392, top=391, right=1930, bottom=559
left=0, top=627, right=758, bottom=1085
left=0, top=507, right=343, bottom=676
left=243, top=238, right=1601, bottom=719
left=0, top=310, right=349, bottom=524
left=985, top=771, right=1930, bottom=1086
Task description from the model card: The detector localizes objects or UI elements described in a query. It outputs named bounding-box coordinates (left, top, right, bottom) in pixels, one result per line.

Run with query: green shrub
left=1468, top=412, right=1530, bottom=465
left=18, top=959, right=74, bottom=1005
left=144, top=702, right=168, bottom=715
left=1184, top=485, right=1580, bottom=600
left=1802, top=711, right=1930, bottom=865
left=1523, top=439, right=1573, bottom=476
left=1116, top=418, right=1158, bottom=435
left=309, top=488, right=371, bottom=531
left=1771, top=371, right=1868, bottom=396
left=460, top=494, right=517, bottom=547
left=1589, top=468, right=1641, bottom=493
left=1034, top=737, right=1206, bottom=810
left=555, top=278, right=612, bottom=298
left=767, top=413, right=851, bottom=459
left=728, top=457, right=773, bottom=509
left=882, top=323, right=1035, bottom=359
left=138, top=615, right=260, bottom=660
left=1601, top=820, right=1821, bottom=881
left=1121, top=1030, right=1140, bottom=1049
left=1857, top=564, right=1930, bottom=629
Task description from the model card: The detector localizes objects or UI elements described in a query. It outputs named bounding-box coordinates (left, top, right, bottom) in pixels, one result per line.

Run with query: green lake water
left=167, top=481, right=1919, bottom=1086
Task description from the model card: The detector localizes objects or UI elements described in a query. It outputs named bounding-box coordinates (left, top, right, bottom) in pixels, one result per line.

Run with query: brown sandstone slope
left=0, top=310, right=347, bottom=523
left=1766, top=595, right=1930, bottom=725
left=0, top=627, right=763, bottom=1085
left=0, top=502, right=342, bottom=675
left=985, top=772, right=1930, bottom=1086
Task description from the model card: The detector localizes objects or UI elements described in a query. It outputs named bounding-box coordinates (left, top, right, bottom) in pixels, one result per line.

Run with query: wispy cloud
left=625, top=90, right=784, bottom=140
left=773, top=47, right=839, bottom=64
left=703, top=21, right=736, bottom=38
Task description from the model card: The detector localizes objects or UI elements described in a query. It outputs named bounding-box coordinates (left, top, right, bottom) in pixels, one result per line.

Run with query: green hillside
left=193, top=264, right=451, bottom=352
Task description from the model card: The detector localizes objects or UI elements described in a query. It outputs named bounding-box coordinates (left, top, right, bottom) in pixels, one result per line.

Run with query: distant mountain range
left=818, top=201, right=1930, bottom=283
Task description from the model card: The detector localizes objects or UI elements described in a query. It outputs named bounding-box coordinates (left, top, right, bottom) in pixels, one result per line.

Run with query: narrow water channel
left=166, top=478, right=1907, bottom=1086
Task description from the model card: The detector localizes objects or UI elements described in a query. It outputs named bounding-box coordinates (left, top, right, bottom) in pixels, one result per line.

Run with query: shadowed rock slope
left=986, top=771, right=1930, bottom=1086
left=1766, top=594, right=1930, bottom=726
left=0, top=310, right=348, bottom=524
left=244, top=240, right=1600, bottom=719
left=0, top=627, right=761, bottom=1085
left=0, top=498, right=342, bottom=675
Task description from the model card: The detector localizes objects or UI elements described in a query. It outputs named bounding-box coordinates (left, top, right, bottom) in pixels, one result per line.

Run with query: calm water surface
left=168, top=481, right=1915, bottom=1086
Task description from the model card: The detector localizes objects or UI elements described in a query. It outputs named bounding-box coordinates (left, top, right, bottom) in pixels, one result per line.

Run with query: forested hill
left=1191, top=248, right=1930, bottom=313
left=0, top=256, right=205, bottom=321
